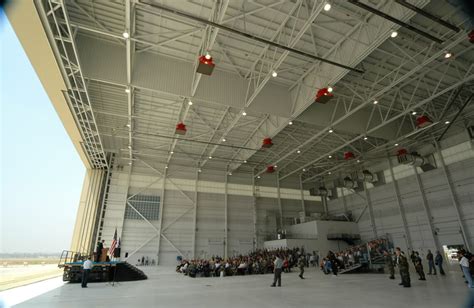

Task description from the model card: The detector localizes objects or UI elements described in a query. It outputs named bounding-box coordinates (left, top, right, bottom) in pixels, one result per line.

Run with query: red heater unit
left=315, top=88, right=334, bottom=104
left=344, top=151, right=355, bottom=160
left=196, top=55, right=215, bottom=76
left=175, top=122, right=187, bottom=135
left=266, top=165, right=275, bottom=173
left=469, top=30, right=474, bottom=44
left=262, top=137, right=273, bottom=148
left=397, top=148, right=408, bottom=156
left=416, top=115, right=432, bottom=128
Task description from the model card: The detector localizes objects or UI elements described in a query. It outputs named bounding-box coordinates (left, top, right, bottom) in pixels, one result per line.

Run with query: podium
left=100, top=248, right=108, bottom=262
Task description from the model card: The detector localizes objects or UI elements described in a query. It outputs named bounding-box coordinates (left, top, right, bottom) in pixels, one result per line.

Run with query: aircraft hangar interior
left=4, top=0, right=474, bottom=307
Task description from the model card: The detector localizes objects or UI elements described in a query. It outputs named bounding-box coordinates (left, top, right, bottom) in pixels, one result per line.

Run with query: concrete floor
left=15, top=266, right=473, bottom=308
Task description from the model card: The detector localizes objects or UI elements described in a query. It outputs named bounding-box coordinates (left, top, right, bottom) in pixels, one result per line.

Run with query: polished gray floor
left=16, top=266, right=473, bottom=307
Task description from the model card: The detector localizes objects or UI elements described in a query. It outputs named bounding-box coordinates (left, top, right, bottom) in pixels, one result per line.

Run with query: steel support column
left=434, top=141, right=471, bottom=250
left=276, top=172, right=283, bottom=230
left=156, top=168, right=167, bottom=264
left=192, top=169, right=199, bottom=258
left=299, top=175, right=306, bottom=216
left=387, top=156, right=412, bottom=250
left=362, top=181, right=377, bottom=238
left=224, top=172, right=228, bottom=259
left=252, top=172, right=258, bottom=250
left=341, top=187, right=348, bottom=214
left=413, top=166, right=441, bottom=252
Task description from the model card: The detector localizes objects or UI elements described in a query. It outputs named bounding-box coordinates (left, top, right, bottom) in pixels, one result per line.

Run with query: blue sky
left=1, top=10, right=85, bottom=253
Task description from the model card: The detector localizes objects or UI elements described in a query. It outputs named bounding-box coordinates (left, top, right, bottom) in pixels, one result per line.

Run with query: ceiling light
left=357, top=159, right=360, bottom=163
left=165, top=166, right=168, bottom=169
left=328, top=155, right=332, bottom=158
left=271, top=71, right=278, bottom=77
left=128, top=162, right=132, bottom=165
left=125, top=88, right=131, bottom=93
left=328, top=128, right=333, bottom=133
left=445, top=120, right=450, bottom=124
left=242, top=111, right=247, bottom=116
left=243, top=160, right=247, bottom=163
left=122, top=31, right=130, bottom=39
left=390, top=31, right=398, bottom=38
left=297, top=150, right=301, bottom=154
left=411, top=111, right=417, bottom=115
left=394, top=143, right=399, bottom=147
left=302, top=168, right=306, bottom=172
left=222, top=138, right=226, bottom=142
left=126, top=123, right=131, bottom=128
left=198, top=168, right=202, bottom=173
left=327, top=86, right=333, bottom=93
left=288, top=121, right=293, bottom=125
left=444, top=52, right=452, bottom=59
left=328, top=171, right=332, bottom=175
left=188, top=100, right=193, bottom=106
left=209, top=156, right=212, bottom=159
left=324, top=3, right=331, bottom=11
left=170, top=151, right=174, bottom=154
left=228, top=172, right=232, bottom=176
left=128, top=145, right=132, bottom=149
left=373, top=100, right=378, bottom=105
left=257, top=175, right=261, bottom=179
left=363, top=136, right=368, bottom=140
left=205, top=52, right=211, bottom=60
left=274, top=165, right=278, bottom=168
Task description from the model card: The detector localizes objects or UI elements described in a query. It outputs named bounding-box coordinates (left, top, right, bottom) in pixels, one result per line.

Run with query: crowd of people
left=176, top=247, right=318, bottom=278
left=174, top=238, right=474, bottom=291
left=319, top=238, right=390, bottom=275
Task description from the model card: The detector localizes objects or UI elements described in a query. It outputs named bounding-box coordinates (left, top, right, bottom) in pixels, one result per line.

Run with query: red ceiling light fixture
left=344, top=151, right=355, bottom=160
left=416, top=115, right=432, bottom=128
left=262, top=137, right=274, bottom=148
left=315, top=87, right=334, bottom=104
left=196, top=54, right=215, bottom=75
left=266, top=165, right=275, bottom=173
left=175, top=122, right=187, bottom=135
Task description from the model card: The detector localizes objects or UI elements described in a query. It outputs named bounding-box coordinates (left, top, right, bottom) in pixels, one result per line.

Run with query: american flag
left=109, top=228, right=118, bottom=256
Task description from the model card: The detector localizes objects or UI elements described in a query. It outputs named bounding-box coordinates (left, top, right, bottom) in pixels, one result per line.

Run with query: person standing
left=414, top=252, right=426, bottom=281
left=383, top=250, right=395, bottom=280
left=459, top=250, right=473, bottom=288
left=434, top=250, right=445, bottom=275
left=298, top=255, right=305, bottom=279
left=396, top=247, right=410, bottom=288
left=95, top=240, right=104, bottom=262
left=426, top=249, right=436, bottom=275
left=81, top=256, right=93, bottom=288
left=271, top=255, right=283, bottom=287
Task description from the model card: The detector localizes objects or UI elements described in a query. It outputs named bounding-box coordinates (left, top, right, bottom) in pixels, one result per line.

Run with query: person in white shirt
left=271, top=255, right=283, bottom=287
left=459, top=251, right=473, bottom=288
left=81, top=257, right=93, bottom=288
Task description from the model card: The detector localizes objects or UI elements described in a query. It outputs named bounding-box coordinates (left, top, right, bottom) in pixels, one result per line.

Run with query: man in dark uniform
left=298, top=255, right=305, bottom=279
left=95, top=240, right=104, bottom=262
left=396, top=247, right=410, bottom=287
left=434, top=250, right=445, bottom=275
left=410, top=250, right=417, bottom=265
left=383, top=250, right=395, bottom=279
left=414, top=252, right=426, bottom=281
left=426, top=249, right=436, bottom=275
